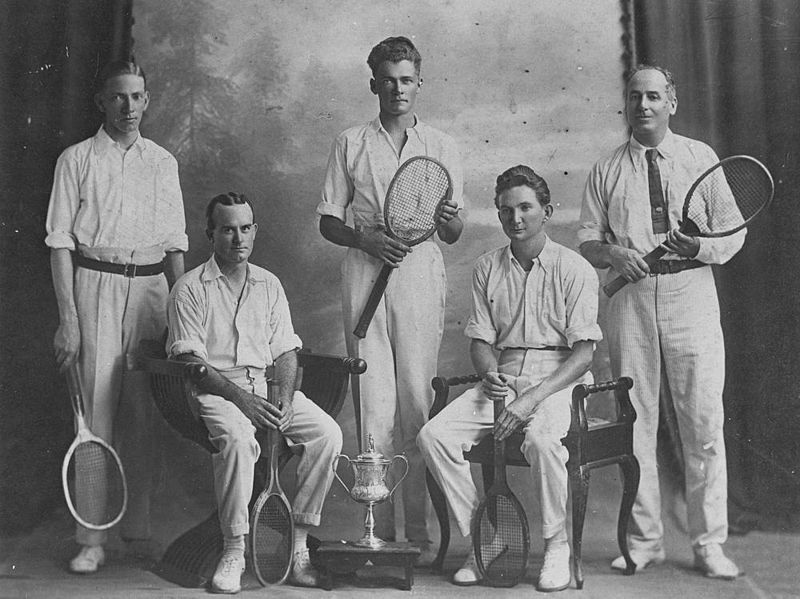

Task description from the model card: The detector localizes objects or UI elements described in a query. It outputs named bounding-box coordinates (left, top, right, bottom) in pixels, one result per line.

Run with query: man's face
left=95, top=74, right=149, bottom=142
left=370, top=59, right=420, bottom=118
left=625, top=69, right=676, bottom=144
left=496, top=185, right=552, bottom=243
left=208, top=203, right=258, bottom=267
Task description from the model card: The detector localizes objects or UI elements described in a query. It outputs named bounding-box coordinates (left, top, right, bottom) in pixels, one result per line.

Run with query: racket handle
left=602, top=246, right=668, bottom=298
left=353, top=264, right=392, bottom=339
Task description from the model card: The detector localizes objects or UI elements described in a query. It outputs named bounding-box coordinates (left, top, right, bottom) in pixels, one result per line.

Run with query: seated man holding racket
left=166, top=192, right=342, bottom=594
left=418, top=165, right=602, bottom=592
left=317, top=36, right=463, bottom=558
left=578, top=65, right=742, bottom=579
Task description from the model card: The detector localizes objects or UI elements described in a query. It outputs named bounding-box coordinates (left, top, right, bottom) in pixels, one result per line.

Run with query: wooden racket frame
left=249, top=380, right=294, bottom=586
left=603, top=155, right=774, bottom=298
left=61, top=365, right=129, bottom=531
left=470, top=396, right=530, bottom=587
left=352, top=156, right=453, bottom=339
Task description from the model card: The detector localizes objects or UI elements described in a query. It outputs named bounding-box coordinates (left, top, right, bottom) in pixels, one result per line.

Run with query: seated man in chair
left=166, top=192, right=342, bottom=593
left=417, top=165, right=602, bottom=592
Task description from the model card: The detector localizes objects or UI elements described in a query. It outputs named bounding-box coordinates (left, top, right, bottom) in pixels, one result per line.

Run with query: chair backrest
left=129, top=342, right=366, bottom=455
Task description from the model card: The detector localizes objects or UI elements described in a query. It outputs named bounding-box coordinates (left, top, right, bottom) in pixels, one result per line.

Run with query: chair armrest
left=429, top=373, right=482, bottom=419
left=296, top=349, right=367, bottom=421
left=569, top=377, right=635, bottom=434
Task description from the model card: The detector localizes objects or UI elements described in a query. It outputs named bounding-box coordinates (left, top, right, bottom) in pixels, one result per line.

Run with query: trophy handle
left=387, top=454, right=409, bottom=500
left=332, top=454, right=353, bottom=495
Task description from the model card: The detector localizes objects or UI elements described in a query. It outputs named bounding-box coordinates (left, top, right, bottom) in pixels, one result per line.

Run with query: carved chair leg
left=569, top=465, right=591, bottom=590
left=617, top=456, right=640, bottom=575
left=426, top=468, right=450, bottom=572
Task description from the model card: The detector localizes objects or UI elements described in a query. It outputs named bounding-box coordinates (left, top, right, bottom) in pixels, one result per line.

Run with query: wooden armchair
left=127, top=342, right=366, bottom=588
left=425, top=375, right=639, bottom=589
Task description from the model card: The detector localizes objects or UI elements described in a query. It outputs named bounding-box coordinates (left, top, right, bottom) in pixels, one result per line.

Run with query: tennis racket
left=352, top=155, right=453, bottom=338
left=471, top=397, right=530, bottom=587
left=603, top=155, right=774, bottom=297
left=250, top=380, right=294, bottom=586
left=61, top=365, right=128, bottom=530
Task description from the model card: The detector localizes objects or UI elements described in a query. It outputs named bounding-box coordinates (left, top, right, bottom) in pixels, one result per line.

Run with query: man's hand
left=494, top=395, right=534, bottom=442
left=481, top=371, right=509, bottom=402
left=357, top=228, right=411, bottom=267
left=54, top=319, right=80, bottom=373
left=609, top=245, right=650, bottom=282
left=276, top=400, right=294, bottom=433
left=233, top=392, right=283, bottom=431
left=664, top=228, right=700, bottom=257
left=436, top=198, right=460, bottom=227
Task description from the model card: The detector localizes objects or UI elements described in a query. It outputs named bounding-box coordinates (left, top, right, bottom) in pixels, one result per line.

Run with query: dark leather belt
left=649, top=259, right=705, bottom=275
left=75, top=254, right=164, bottom=277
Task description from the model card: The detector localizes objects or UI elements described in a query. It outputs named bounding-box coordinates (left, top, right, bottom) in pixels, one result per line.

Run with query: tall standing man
left=45, top=61, right=187, bottom=573
left=578, top=65, right=743, bottom=579
left=317, top=36, right=463, bottom=556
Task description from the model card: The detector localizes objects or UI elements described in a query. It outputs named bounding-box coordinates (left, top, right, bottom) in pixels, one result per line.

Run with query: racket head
left=384, top=156, right=452, bottom=245
left=682, top=155, right=774, bottom=238
left=61, top=435, right=128, bottom=530
left=471, top=491, right=530, bottom=587
left=249, top=490, right=294, bottom=585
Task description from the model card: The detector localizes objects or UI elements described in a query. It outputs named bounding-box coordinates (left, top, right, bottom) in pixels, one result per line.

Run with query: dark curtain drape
left=632, top=0, right=800, bottom=529
left=0, top=0, right=131, bottom=534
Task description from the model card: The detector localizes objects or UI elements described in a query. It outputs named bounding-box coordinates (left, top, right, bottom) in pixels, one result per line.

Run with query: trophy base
left=315, top=540, right=421, bottom=590
left=352, top=535, right=387, bottom=549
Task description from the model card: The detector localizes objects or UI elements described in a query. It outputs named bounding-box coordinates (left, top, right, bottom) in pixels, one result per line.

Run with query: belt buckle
left=123, top=263, right=137, bottom=278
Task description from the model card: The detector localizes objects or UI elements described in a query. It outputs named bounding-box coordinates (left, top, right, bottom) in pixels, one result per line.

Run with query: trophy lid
left=354, top=434, right=390, bottom=464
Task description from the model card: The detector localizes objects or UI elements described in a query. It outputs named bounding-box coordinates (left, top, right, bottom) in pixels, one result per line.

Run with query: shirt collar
left=200, top=254, right=267, bottom=285
left=503, top=235, right=555, bottom=274
left=92, top=125, right=147, bottom=157
left=627, top=128, right=676, bottom=172
left=369, top=114, right=423, bottom=138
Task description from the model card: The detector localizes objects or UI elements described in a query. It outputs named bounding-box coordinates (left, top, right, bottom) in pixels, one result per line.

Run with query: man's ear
left=544, top=204, right=554, bottom=219
left=94, top=93, right=104, bottom=113
left=669, top=96, right=678, bottom=116
left=369, top=78, right=377, bottom=95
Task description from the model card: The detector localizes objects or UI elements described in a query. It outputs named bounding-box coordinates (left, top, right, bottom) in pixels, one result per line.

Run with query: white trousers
left=341, top=242, right=446, bottom=542
left=73, top=265, right=167, bottom=546
left=194, top=369, right=342, bottom=538
left=606, top=267, right=728, bottom=551
left=418, top=349, right=592, bottom=540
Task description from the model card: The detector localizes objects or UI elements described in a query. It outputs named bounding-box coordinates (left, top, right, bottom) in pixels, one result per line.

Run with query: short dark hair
left=367, top=36, right=422, bottom=76
left=205, top=192, right=252, bottom=231
left=95, top=60, right=147, bottom=93
left=626, top=64, right=677, bottom=102
left=494, top=165, right=551, bottom=207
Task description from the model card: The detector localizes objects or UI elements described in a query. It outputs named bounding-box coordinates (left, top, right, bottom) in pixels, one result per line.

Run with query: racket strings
left=686, top=159, right=772, bottom=235
left=386, top=161, right=450, bottom=242
left=252, top=496, right=292, bottom=583
left=476, top=495, right=527, bottom=584
left=68, top=441, right=125, bottom=527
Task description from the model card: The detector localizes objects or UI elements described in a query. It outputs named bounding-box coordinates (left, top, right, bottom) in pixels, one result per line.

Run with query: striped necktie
left=646, top=149, right=669, bottom=234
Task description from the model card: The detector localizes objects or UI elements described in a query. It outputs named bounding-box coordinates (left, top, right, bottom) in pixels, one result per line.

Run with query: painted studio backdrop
left=2, top=0, right=798, bottom=539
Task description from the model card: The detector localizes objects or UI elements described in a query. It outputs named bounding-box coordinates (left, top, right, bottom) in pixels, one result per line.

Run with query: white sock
left=294, top=526, right=308, bottom=553
left=545, top=529, right=569, bottom=550
left=222, top=535, right=245, bottom=558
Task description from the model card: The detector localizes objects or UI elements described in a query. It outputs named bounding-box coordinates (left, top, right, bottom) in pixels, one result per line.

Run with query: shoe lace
left=219, top=554, right=242, bottom=575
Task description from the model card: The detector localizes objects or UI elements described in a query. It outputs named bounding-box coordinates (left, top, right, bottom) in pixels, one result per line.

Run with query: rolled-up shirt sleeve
left=464, top=260, right=497, bottom=344
left=45, top=151, right=80, bottom=250
left=577, top=163, right=610, bottom=247
left=267, top=280, right=302, bottom=361
left=317, top=134, right=352, bottom=222
left=562, top=260, right=603, bottom=347
left=166, top=288, right=209, bottom=361
left=159, top=155, right=189, bottom=253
